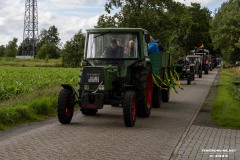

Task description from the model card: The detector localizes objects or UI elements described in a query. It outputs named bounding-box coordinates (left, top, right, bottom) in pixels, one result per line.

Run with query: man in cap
left=102, top=38, right=124, bottom=58
left=156, top=39, right=164, bottom=52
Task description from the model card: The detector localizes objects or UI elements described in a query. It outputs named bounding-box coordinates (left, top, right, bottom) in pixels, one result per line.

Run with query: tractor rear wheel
left=123, top=91, right=137, bottom=127
left=187, top=74, right=191, bottom=85
left=191, top=71, right=195, bottom=81
left=204, top=65, right=209, bottom=74
left=162, top=85, right=170, bottom=102
left=134, top=67, right=152, bottom=117
left=152, top=84, right=162, bottom=108
left=57, top=89, right=74, bottom=124
left=199, top=69, right=202, bottom=78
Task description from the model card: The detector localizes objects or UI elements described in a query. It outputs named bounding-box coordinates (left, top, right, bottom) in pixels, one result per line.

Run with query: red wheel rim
left=146, top=73, right=152, bottom=108
left=66, top=108, right=73, bottom=118
left=65, top=97, right=73, bottom=118
left=132, top=96, right=136, bottom=120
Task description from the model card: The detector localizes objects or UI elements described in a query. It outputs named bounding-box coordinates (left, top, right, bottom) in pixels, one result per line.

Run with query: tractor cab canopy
left=86, top=32, right=139, bottom=58
left=190, top=48, right=209, bottom=55
left=186, top=55, right=202, bottom=64
left=84, top=28, right=149, bottom=66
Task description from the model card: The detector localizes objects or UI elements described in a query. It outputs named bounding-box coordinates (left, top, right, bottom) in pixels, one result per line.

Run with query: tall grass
left=0, top=84, right=79, bottom=130
left=212, top=67, right=240, bottom=129
left=0, top=94, right=57, bottom=130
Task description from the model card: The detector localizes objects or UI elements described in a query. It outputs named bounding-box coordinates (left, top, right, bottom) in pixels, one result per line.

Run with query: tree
left=37, top=25, right=61, bottom=58
left=38, top=29, right=48, bottom=49
left=0, top=45, right=5, bottom=57
left=38, top=25, right=61, bottom=47
left=61, top=30, right=85, bottom=67
left=17, top=38, right=36, bottom=56
left=211, top=0, right=240, bottom=62
left=4, top=38, right=18, bottom=57
left=169, top=3, right=212, bottom=56
left=95, top=13, right=121, bottom=28
left=96, top=0, right=178, bottom=51
left=36, top=43, right=59, bottom=59
left=96, top=0, right=212, bottom=58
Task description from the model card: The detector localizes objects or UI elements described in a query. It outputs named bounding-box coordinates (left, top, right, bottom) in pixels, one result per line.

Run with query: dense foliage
left=36, top=43, right=59, bottom=59
left=38, top=25, right=61, bottom=49
left=0, top=45, right=5, bottom=57
left=96, top=0, right=212, bottom=57
left=1, top=38, right=18, bottom=57
left=210, top=0, right=240, bottom=63
left=61, top=30, right=85, bottom=67
left=37, top=25, right=61, bottom=59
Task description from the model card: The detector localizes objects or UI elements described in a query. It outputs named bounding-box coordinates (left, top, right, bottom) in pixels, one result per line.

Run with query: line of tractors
left=57, top=28, right=217, bottom=127
left=175, top=48, right=218, bottom=85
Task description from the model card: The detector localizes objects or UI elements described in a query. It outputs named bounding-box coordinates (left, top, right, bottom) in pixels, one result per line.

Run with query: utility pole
left=22, top=0, right=38, bottom=58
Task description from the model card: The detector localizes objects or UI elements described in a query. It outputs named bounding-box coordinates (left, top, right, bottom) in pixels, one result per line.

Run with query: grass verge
left=0, top=85, right=78, bottom=130
left=212, top=67, right=240, bottom=129
left=0, top=95, right=57, bottom=130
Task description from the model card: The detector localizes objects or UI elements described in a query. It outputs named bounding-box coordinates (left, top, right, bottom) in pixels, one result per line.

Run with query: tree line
left=0, top=0, right=239, bottom=67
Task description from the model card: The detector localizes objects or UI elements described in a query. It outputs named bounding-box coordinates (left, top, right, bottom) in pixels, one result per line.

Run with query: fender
left=61, top=84, right=78, bottom=97
left=61, top=84, right=80, bottom=104
left=61, top=84, right=75, bottom=93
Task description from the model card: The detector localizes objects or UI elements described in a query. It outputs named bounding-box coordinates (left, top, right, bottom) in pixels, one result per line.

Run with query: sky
left=0, top=0, right=228, bottom=46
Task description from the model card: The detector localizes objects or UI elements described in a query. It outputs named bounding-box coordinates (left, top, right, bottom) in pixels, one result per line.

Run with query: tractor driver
left=101, top=38, right=124, bottom=58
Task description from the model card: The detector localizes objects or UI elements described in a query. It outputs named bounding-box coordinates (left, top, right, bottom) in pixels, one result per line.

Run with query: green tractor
left=190, top=48, right=210, bottom=75
left=185, top=55, right=203, bottom=79
left=175, top=58, right=192, bottom=85
left=57, top=28, right=173, bottom=127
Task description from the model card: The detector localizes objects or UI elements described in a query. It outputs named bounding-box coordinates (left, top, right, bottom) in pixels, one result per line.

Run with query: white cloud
left=0, top=0, right=106, bottom=46
left=174, top=0, right=213, bottom=6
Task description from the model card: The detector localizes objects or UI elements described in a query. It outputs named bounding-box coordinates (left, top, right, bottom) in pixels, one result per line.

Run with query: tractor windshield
left=86, top=33, right=139, bottom=59
left=186, top=56, right=202, bottom=64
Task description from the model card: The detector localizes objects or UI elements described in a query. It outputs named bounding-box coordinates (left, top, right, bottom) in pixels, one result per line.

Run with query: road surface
left=0, top=68, right=219, bottom=160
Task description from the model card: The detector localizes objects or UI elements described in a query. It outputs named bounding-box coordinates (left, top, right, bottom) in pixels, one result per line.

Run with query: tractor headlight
left=84, top=85, right=89, bottom=90
left=99, top=85, right=105, bottom=91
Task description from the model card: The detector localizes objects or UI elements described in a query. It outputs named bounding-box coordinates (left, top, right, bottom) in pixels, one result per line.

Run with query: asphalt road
left=0, top=68, right=219, bottom=160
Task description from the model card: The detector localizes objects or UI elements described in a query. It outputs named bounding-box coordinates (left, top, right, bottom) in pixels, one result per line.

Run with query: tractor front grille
left=82, top=67, right=104, bottom=92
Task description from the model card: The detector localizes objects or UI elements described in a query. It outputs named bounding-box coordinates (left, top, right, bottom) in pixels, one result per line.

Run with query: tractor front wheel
left=57, top=89, right=74, bottom=124
left=123, top=91, right=137, bottom=127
